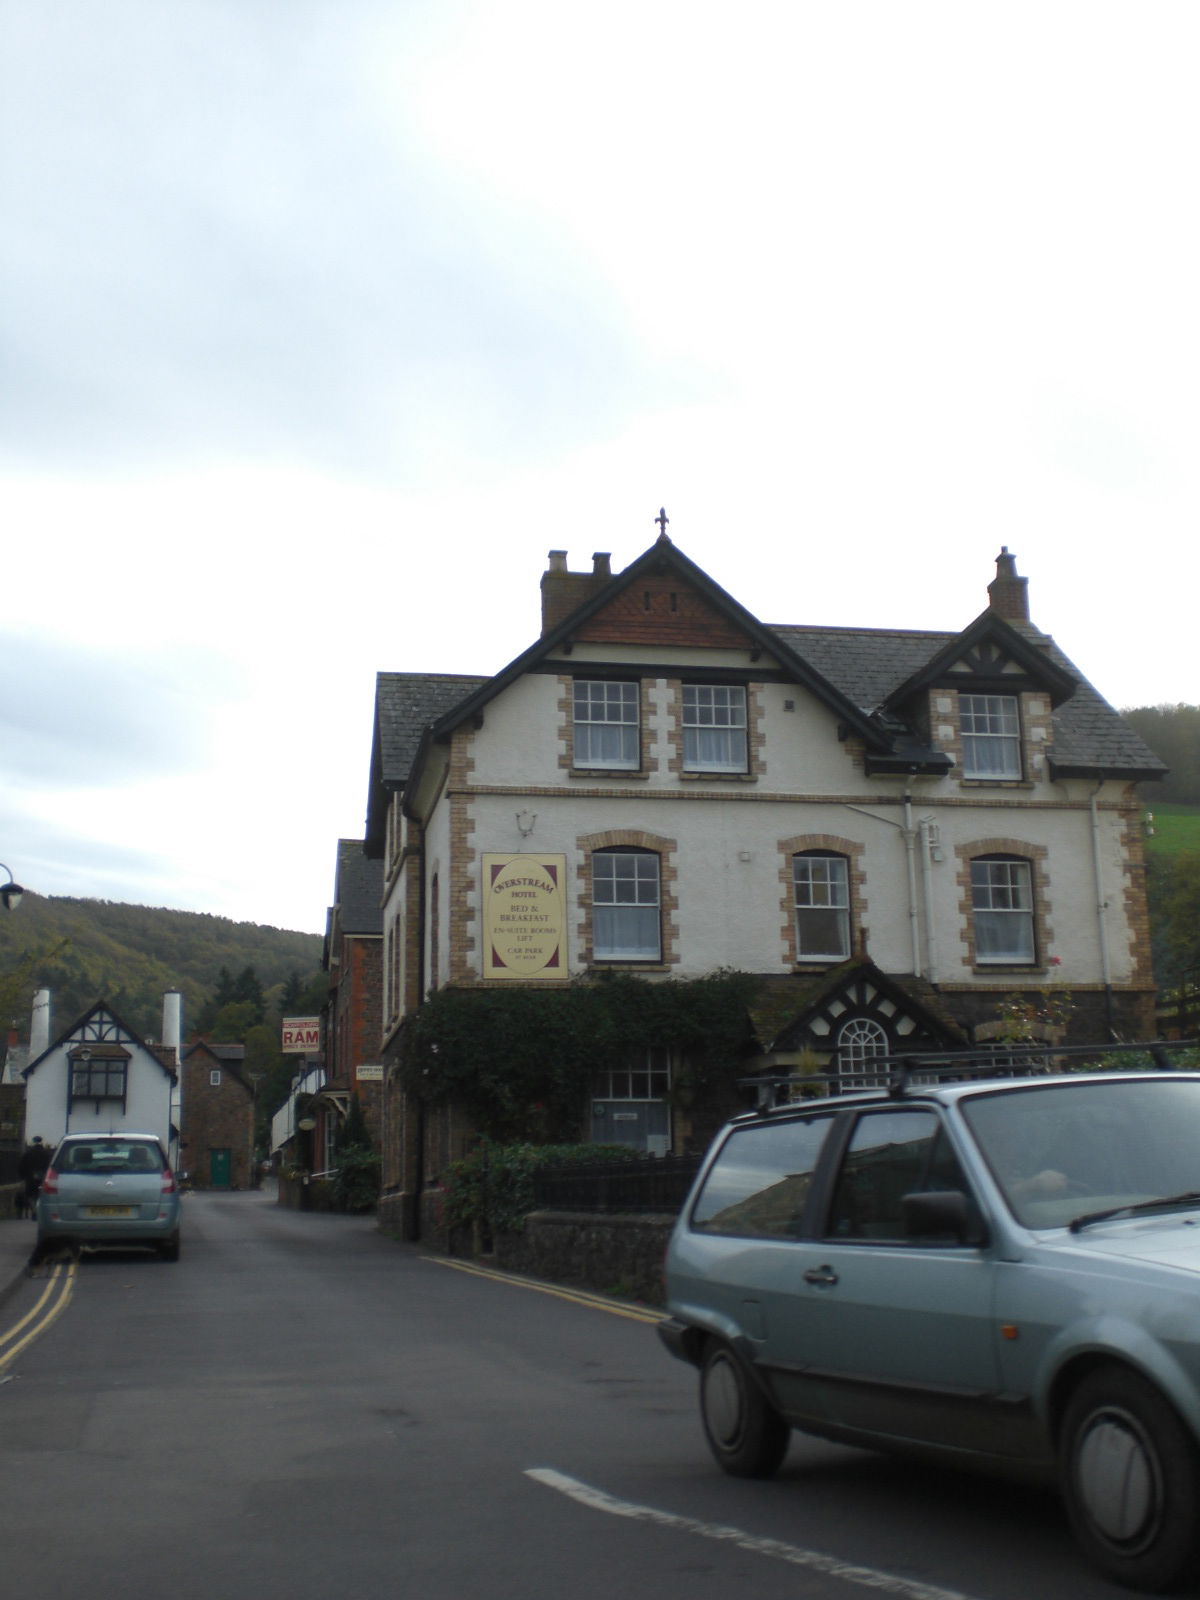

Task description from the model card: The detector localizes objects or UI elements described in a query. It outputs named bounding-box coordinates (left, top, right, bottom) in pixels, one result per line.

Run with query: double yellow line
left=422, top=1255, right=665, bottom=1325
left=0, top=1261, right=77, bottom=1373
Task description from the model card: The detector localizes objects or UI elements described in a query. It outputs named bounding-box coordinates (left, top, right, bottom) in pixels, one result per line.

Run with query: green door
left=209, top=1148, right=232, bottom=1188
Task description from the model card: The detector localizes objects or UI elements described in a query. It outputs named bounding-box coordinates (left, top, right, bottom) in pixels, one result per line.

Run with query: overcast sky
left=2, top=1, right=1196, bottom=935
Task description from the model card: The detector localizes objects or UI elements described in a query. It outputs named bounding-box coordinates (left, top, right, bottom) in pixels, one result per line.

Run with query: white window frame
left=793, top=853, right=851, bottom=960
left=960, top=693, right=1022, bottom=779
left=835, top=1017, right=889, bottom=1089
left=573, top=680, right=640, bottom=769
left=210, top=1069, right=222, bottom=1087
left=593, top=850, right=661, bottom=960
left=682, top=683, right=748, bottom=772
left=594, top=1046, right=671, bottom=1102
left=971, top=856, right=1036, bottom=964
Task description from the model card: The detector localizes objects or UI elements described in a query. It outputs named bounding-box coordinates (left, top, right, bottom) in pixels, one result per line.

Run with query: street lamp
left=0, top=863, right=24, bottom=912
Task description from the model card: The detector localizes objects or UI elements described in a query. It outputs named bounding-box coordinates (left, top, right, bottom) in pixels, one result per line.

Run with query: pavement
left=0, top=1215, right=37, bottom=1306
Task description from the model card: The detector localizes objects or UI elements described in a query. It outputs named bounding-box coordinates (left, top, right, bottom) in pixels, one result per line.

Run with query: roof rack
left=738, top=1038, right=1200, bottom=1111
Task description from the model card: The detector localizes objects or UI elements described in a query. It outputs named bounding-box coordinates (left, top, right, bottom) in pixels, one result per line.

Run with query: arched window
left=793, top=852, right=850, bottom=960
left=593, top=848, right=661, bottom=960
left=836, top=1017, right=889, bottom=1087
left=971, top=855, right=1035, bottom=964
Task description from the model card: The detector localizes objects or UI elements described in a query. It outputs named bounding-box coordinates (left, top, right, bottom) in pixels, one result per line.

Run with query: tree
left=0, top=940, right=69, bottom=1034
left=1121, top=705, right=1200, bottom=806
left=332, top=1092, right=380, bottom=1213
left=1150, top=850, right=1200, bottom=994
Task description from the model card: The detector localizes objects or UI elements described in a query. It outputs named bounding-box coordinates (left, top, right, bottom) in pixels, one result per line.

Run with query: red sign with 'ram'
left=281, top=1017, right=321, bottom=1052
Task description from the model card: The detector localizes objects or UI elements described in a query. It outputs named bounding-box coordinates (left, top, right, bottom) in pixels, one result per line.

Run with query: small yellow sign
left=483, top=854, right=567, bottom=981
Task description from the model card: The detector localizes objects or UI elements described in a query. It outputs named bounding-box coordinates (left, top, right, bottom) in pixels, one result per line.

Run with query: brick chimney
left=540, top=550, right=612, bottom=635
left=987, top=547, right=1030, bottom=622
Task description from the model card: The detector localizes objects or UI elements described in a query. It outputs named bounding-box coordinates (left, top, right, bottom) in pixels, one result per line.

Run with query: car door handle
left=803, top=1265, right=839, bottom=1286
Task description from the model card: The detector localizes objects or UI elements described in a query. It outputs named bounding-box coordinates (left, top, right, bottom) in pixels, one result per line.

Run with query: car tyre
left=158, top=1232, right=181, bottom=1262
left=699, top=1341, right=790, bottom=1478
left=1060, top=1365, right=1200, bottom=1592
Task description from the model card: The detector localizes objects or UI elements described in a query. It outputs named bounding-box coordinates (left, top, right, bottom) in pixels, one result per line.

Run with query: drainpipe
left=903, top=792, right=923, bottom=978
left=918, top=817, right=940, bottom=982
left=845, top=794, right=923, bottom=978
left=1089, top=782, right=1116, bottom=1035
left=413, top=818, right=427, bottom=1240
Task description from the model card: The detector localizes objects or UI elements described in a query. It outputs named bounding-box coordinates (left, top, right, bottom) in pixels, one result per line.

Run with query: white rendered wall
left=25, top=1047, right=173, bottom=1149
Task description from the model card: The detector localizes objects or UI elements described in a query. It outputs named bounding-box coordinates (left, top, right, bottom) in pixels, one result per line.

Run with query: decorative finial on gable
left=654, top=507, right=670, bottom=541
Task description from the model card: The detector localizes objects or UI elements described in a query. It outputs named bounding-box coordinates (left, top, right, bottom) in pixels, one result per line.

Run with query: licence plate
left=84, top=1205, right=136, bottom=1217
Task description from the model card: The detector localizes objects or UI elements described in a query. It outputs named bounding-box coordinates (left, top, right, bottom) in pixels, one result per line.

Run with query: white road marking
left=526, top=1468, right=979, bottom=1600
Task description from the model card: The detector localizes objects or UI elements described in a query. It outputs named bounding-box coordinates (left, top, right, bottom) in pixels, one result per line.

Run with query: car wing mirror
left=902, top=1189, right=989, bottom=1247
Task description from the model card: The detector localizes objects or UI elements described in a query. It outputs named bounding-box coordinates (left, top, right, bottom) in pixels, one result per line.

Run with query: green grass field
left=1143, top=802, right=1200, bottom=858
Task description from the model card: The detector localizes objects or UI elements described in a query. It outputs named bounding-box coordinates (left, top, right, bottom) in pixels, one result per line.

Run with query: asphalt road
left=0, top=1190, right=1156, bottom=1600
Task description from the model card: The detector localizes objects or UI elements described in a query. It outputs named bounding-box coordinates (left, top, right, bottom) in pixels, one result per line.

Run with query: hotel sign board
left=282, top=1017, right=321, bottom=1052
left=482, top=854, right=567, bottom=981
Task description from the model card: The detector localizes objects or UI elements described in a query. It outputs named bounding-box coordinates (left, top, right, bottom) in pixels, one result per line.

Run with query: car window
left=57, top=1141, right=163, bottom=1174
left=826, top=1109, right=968, bottom=1242
left=691, top=1114, right=835, bottom=1237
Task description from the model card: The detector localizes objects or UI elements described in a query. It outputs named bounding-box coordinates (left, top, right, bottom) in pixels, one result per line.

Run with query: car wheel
left=1060, top=1365, right=1200, bottom=1592
left=158, top=1233, right=181, bottom=1262
left=699, top=1342, right=790, bottom=1478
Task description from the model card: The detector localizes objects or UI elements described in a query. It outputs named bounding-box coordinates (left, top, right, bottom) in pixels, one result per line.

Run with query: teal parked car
left=659, top=1072, right=1200, bottom=1592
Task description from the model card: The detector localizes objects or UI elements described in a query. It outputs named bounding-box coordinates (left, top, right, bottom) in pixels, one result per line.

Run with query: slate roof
left=771, top=620, right=1166, bottom=780
left=365, top=672, right=490, bottom=852
left=333, top=839, right=383, bottom=935
left=375, top=672, right=490, bottom=787
left=364, top=542, right=1164, bottom=840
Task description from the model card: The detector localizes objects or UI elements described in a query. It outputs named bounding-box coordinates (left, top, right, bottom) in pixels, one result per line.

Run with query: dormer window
left=960, top=693, right=1021, bottom=779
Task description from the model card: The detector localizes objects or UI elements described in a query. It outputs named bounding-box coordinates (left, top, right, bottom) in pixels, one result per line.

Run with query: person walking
left=17, top=1135, right=51, bottom=1218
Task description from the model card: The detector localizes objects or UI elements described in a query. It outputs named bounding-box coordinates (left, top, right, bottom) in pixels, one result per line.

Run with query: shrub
left=443, top=1141, right=633, bottom=1236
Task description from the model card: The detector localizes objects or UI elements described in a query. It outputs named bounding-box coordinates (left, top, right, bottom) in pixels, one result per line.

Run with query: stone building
left=306, top=839, right=384, bottom=1177
left=360, top=531, right=1165, bottom=1237
left=180, top=1040, right=256, bottom=1189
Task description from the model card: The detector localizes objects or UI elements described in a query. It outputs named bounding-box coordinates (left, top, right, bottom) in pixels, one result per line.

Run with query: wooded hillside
left=0, top=895, right=324, bottom=1045
left=1122, top=704, right=1200, bottom=805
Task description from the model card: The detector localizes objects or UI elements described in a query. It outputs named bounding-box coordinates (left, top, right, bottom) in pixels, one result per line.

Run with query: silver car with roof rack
left=659, top=1053, right=1200, bottom=1592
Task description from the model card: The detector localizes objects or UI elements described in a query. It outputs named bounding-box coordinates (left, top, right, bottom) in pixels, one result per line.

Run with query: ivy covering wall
left=398, top=970, right=762, bottom=1143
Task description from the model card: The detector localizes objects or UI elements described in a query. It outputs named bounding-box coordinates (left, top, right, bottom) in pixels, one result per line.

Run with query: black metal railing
left=740, top=1038, right=1200, bottom=1105
left=532, top=1153, right=702, bottom=1215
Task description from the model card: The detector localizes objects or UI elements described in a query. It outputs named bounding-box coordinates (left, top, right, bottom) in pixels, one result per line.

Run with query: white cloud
left=0, top=0, right=1193, bottom=930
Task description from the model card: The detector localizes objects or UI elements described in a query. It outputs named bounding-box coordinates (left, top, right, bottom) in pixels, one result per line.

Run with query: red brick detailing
left=447, top=728, right=477, bottom=983
left=576, top=828, right=679, bottom=969
left=571, top=579, right=754, bottom=650
left=1120, top=791, right=1156, bottom=996
left=777, top=834, right=868, bottom=967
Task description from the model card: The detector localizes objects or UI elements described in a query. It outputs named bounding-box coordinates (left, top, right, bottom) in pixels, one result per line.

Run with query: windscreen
left=961, top=1079, right=1200, bottom=1228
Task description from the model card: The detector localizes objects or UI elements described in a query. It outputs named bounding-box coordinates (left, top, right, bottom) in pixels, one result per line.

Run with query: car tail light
left=160, top=1168, right=176, bottom=1195
left=40, top=1168, right=58, bottom=1196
